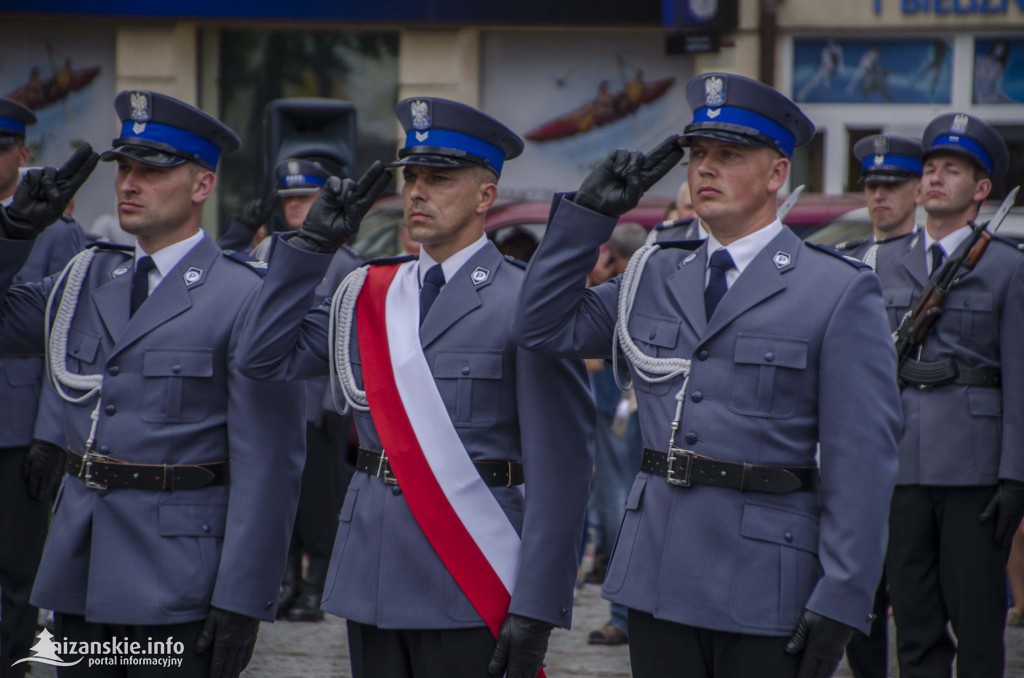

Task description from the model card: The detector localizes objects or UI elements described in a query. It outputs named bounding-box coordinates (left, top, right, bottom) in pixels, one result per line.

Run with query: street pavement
left=25, top=582, right=1024, bottom=676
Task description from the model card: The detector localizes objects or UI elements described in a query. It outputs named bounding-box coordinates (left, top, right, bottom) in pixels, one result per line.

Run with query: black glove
left=573, top=135, right=683, bottom=217
left=21, top=439, right=66, bottom=500
left=979, top=480, right=1024, bottom=548
left=194, top=607, right=261, bottom=678
left=1, top=144, right=99, bottom=240
left=784, top=610, right=855, bottom=678
left=237, top=191, right=278, bottom=232
left=487, top=613, right=554, bottom=678
left=290, top=161, right=392, bottom=253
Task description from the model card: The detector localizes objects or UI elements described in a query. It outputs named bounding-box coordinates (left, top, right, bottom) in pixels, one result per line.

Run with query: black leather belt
left=66, top=449, right=229, bottom=492
left=899, top=358, right=1001, bottom=389
left=356, top=448, right=524, bottom=488
left=642, top=448, right=819, bottom=494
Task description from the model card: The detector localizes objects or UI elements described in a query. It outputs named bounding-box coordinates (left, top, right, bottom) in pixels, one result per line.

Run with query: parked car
left=808, top=201, right=1024, bottom=249
left=352, top=191, right=864, bottom=261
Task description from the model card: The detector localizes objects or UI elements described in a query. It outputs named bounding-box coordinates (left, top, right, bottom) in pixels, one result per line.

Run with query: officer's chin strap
left=612, top=243, right=691, bottom=450
left=327, top=265, right=370, bottom=414
left=45, top=248, right=104, bottom=451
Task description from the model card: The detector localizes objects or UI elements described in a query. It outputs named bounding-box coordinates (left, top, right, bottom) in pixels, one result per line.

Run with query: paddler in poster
left=236, top=97, right=595, bottom=678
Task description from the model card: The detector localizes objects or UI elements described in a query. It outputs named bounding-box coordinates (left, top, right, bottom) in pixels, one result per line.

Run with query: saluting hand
left=1, top=143, right=99, bottom=240
left=573, top=135, right=683, bottom=218
left=291, top=161, right=392, bottom=253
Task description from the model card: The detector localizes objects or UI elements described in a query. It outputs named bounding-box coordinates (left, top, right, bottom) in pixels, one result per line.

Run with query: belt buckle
left=377, top=450, right=398, bottom=485
left=79, top=452, right=108, bottom=491
left=666, top=446, right=694, bottom=488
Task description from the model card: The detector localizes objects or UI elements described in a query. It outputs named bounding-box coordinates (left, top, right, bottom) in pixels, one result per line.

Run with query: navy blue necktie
left=705, top=248, right=735, bottom=321
left=929, top=243, right=945, bottom=276
left=129, top=256, right=155, bottom=317
left=419, top=264, right=445, bottom=325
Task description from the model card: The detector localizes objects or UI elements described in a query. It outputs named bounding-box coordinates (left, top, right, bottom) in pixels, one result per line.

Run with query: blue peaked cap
left=100, top=90, right=240, bottom=171
left=922, top=112, right=1009, bottom=179
left=681, top=73, right=814, bottom=158
left=853, top=134, right=923, bottom=184
left=275, top=158, right=331, bottom=195
left=390, top=97, right=523, bottom=177
left=0, top=96, right=36, bottom=146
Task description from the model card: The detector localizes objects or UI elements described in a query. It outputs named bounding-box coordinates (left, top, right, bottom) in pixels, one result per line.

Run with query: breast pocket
left=946, top=291, right=995, bottom=345
left=433, top=349, right=503, bottom=427
left=729, top=334, right=808, bottom=419
left=65, top=328, right=101, bottom=374
left=627, top=314, right=681, bottom=396
left=883, top=288, right=914, bottom=333
left=142, top=348, right=214, bottom=424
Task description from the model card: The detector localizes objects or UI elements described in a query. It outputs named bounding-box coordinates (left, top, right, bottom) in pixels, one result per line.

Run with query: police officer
left=512, top=73, right=901, bottom=678
left=839, top=134, right=922, bottom=266
left=874, top=113, right=1024, bottom=677
left=0, top=90, right=306, bottom=678
left=257, top=157, right=363, bottom=623
left=0, top=95, right=89, bottom=675
left=235, top=97, right=595, bottom=678
left=841, top=133, right=922, bottom=678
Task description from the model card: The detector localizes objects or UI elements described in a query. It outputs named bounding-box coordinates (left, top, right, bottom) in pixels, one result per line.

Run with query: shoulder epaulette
left=993, top=234, right=1024, bottom=252
left=656, top=238, right=703, bottom=251
left=222, top=249, right=268, bottom=276
left=804, top=241, right=871, bottom=269
left=86, top=240, right=134, bottom=254
left=655, top=218, right=693, bottom=232
left=367, top=254, right=417, bottom=267
left=503, top=255, right=527, bottom=269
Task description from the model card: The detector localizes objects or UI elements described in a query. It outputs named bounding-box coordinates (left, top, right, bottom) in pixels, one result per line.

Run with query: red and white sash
left=356, top=261, right=522, bottom=637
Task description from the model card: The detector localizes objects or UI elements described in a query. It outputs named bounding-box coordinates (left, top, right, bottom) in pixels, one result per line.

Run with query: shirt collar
left=924, top=224, right=972, bottom=260
left=704, top=218, right=783, bottom=276
left=418, top=233, right=489, bottom=286
left=136, top=230, right=205, bottom=277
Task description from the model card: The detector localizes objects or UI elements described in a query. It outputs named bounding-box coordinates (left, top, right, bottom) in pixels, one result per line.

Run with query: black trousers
left=845, top=572, right=889, bottom=678
left=627, top=608, right=801, bottom=678
left=292, top=421, right=352, bottom=560
left=0, top=447, right=51, bottom=675
left=347, top=621, right=497, bottom=678
left=53, top=614, right=210, bottom=678
left=887, top=485, right=1010, bottom=678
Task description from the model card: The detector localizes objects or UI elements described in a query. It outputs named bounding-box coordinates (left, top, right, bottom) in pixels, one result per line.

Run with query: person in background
left=0, top=96, right=88, bottom=676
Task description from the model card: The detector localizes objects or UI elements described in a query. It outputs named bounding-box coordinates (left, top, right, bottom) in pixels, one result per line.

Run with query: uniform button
left=265, top=601, right=274, bottom=609
left=391, top=485, right=403, bottom=496
left=764, top=352, right=775, bottom=362
left=72, top=346, right=80, bottom=354
left=202, top=523, right=211, bottom=534
left=171, top=364, right=182, bottom=374
left=104, top=405, right=116, bottom=416
left=98, top=489, right=109, bottom=497
left=108, top=366, right=120, bottom=376
left=99, top=446, right=110, bottom=454
left=697, top=350, right=709, bottom=361
left=691, top=391, right=703, bottom=403
left=964, top=298, right=971, bottom=307
left=684, top=432, right=698, bottom=445
left=784, top=531, right=793, bottom=543
left=461, top=366, right=470, bottom=375
left=649, top=330, right=657, bottom=340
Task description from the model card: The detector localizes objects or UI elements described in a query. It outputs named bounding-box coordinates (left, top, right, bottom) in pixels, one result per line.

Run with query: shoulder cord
left=327, top=265, right=370, bottom=414
left=44, top=248, right=104, bottom=450
left=612, top=243, right=693, bottom=450
left=862, top=243, right=879, bottom=271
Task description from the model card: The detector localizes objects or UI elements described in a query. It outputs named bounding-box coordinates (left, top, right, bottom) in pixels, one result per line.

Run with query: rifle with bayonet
left=893, top=186, right=1019, bottom=370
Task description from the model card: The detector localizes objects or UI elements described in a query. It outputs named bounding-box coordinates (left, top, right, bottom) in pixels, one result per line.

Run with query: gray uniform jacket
left=512, top=196, right=901, bottom=636
left=874, top=231, right=1024, bottom=486
left=0, top=215, right=87, bottom=448
left=236, top=235, right=595, bottom=630
left=0, top=233, right=306, bottom=625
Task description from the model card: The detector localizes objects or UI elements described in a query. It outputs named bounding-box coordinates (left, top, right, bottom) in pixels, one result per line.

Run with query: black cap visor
left=0, top=132, right=24, bottom=147
left=860, top=171, right=919, bottom=186
left=101, top=139, right=203, bottom=170
left=388, top=146, right=495, bottom=174
left=681, top=121, right=782, bottom=153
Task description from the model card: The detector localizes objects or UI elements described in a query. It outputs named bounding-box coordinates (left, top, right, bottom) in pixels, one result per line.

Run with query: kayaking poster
left=481, top=31, right=691, bottom=199
left=0, top=23, right=116, bottom=230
